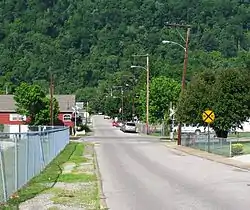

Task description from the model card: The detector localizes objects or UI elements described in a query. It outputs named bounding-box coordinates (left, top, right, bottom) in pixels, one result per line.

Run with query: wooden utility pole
left=50, top=70, right=54, bottom=126
left=131, top=54, right=150, bottom=134
left=165, top=23, right=191, bottom=145
left=146, top=54, right=149, bottom=135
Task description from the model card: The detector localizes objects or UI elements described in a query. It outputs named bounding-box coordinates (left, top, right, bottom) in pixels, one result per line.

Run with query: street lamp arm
left=162, top=40, right=186, bottom=51
left=131, top=65, right=147, bottom=71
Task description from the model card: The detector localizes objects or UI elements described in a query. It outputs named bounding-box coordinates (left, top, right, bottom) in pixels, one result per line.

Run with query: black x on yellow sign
left=202, top=110, right=215, bottom=124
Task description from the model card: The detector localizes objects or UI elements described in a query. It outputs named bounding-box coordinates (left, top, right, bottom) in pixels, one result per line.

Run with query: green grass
left=228, top=132, right=250, bottom=138
left=57, top=173, right=96, bottom=183
left=242, top=142, right=250, bottom=154
left=49, top=183, right=99, bottom=209
left=2, top=142, right=96, bottom=209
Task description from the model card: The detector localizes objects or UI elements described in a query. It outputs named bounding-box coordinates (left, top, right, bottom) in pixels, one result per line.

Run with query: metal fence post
left=26, top=132, right=29, bottom=181
left=0, top=144, right=7, bottom=202
left=39, top=132, right=45, bottom=170
left=229, top=138, right=232, bottom=157
left=207, top=125, right=211, bottom=153
left=14, top=134, right=18, bottom=191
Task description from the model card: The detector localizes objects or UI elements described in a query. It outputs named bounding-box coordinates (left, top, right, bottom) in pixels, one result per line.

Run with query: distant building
left=0, top=95, right=75, bottom=127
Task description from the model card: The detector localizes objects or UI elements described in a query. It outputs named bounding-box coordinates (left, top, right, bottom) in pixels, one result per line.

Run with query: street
left=90, top=115, right=250, bottom=210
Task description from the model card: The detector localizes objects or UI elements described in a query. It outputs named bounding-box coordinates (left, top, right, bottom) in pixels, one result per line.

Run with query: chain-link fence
left=0, top=126, right=69, bottom=202
left=181, top=133, right=234, bottom=157
left=136, top=123, right=166, bottom=136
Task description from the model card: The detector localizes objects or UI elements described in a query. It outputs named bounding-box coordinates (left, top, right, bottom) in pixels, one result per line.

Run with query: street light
left=162, top=40, right=186, bottom=51
left=113, top=85, right=129, bottom=121
left=162, top=27, right=191, bottom=145
left=131, top=54, right=150, bottom=135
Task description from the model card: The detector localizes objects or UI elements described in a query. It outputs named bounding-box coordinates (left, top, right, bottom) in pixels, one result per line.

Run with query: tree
left=139, top=76, right=181, bottom=123
left=14, top=82, right=59, bottom=125
left=0, top=0, right=250, bottom=95
left=176, top=68, right=250, bottom=137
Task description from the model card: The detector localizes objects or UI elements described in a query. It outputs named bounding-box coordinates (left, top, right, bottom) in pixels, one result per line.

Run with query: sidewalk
left=165, top=142, right=250, bottom=171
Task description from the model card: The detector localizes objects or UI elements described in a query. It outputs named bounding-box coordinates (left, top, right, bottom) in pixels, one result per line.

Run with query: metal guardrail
left=0, top=126, right=69, bottom=203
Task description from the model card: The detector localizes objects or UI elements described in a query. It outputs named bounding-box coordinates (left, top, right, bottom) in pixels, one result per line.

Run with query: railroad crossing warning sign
left=202, top=110, right=215, bottom=124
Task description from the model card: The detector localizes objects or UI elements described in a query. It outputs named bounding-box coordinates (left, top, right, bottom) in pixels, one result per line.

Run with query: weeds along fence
left=0, top=126, right=69, bottom=203
left=180, top=133, right=245, bottom=157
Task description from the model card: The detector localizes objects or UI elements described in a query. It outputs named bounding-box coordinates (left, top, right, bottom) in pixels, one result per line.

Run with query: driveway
left=89, top=115, right=250, bottom=210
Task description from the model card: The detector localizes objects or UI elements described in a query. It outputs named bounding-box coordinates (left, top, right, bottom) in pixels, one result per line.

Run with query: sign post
left=169, top=102, right=176, bottom=141
left=202, top=110, right=215, bottom=153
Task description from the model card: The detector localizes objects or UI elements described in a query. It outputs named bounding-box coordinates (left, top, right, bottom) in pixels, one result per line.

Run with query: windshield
left=126, top=123, right=135, bottom=126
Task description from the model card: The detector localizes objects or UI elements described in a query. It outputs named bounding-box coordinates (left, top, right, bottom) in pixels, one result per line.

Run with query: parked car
left=173, top=124, right=215, bottom=135
left=117, top=121, right=123, bottom=127
left=104, top=115, right=111, bottom=119
left=120, top=122, right=137, bottom=133
left=112, top=121, right=118, bottom=126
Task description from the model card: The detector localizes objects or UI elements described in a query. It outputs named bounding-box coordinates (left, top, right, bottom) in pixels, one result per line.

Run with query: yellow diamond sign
left=202, top=110, right=215, bottom=124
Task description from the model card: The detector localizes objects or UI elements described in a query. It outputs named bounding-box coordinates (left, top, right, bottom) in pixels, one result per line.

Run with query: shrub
left=0, top=124, right=4, bottom=132
left=231, top=143, right=244, bottom=156
left=77, top=124, right=91, bottom=132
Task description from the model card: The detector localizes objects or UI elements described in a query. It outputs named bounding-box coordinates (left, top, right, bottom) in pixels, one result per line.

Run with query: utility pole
left=5, top=85, right=8, bottom=95
left=49, top=69, right=54, bottom=126
left=113, top=86, right=124, bottom=121
left=121, top=88, right=124, bottom=121
left=165, top=23, right=191, bottom=145
left=131, top=54, right=150, bottom=134
left=132, top=94, right=135, bottom=121
left=146, top=54, right=149, bottom=135
left=85, top=101, right=89, bottom=125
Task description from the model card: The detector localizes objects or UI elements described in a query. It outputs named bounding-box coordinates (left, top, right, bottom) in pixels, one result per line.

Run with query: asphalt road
left=89, top=115, right=250, bottom=210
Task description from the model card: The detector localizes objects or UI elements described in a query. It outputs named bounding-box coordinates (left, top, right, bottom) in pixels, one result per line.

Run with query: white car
left=104, top=115, right=111, bottom=119
left=174, top=124, right=215, bottom=135
left=120, top=122, right=137, bottom=133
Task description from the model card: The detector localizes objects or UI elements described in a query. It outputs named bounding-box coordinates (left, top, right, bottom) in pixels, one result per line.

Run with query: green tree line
left=0, top=0, right=250, bottom=136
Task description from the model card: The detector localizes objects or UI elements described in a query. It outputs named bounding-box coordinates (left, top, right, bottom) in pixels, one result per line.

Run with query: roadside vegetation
left=1, top=142, right=100, bottom=210
left=0, top=0, right=249, bottom=138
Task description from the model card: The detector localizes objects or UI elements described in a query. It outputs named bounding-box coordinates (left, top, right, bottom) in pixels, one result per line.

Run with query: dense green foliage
left=14, top=83, right=59, bottom=125
left=140, top=76, right=181, bottom=123
left=177, top=68, right=250, bottom=137
left=1, top=0, right=250, bottom=128
left=1, top=0, right=249, bottom=92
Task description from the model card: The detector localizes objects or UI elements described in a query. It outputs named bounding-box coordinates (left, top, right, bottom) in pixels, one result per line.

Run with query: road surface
left=88, top=116, right=250, bottom=210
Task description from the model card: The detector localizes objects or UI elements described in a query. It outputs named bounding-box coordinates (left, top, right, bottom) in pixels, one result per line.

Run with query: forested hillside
left=0, top=0, right=249, bottom=102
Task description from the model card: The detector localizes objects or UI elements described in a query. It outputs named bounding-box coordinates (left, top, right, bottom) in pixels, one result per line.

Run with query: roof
left=0, top=95, right=16, bottom=112
left=0, top=95, right=75, bottom=113
left=53, top=95, right=75, bottom=112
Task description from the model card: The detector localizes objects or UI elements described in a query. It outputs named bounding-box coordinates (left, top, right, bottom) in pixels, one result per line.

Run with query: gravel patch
left=62, top=162, right=76, bottom=174
left=75, top=163, right=95, bottom=174
left=54, top=182, right=92, bottom=190
left=19, top=182, right=96, bottom=210
left=19, top=143, right=99, bottom=210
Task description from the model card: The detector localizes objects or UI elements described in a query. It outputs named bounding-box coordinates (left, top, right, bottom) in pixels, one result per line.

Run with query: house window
left=9, top=114, right=26, bottom=121
left=63, top=114, right=72, bottom=121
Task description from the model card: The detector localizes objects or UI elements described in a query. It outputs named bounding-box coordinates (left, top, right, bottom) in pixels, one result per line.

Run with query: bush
left=0, top=124, right=4, bottom=132
left=77, top=124, right=91, bottom=132
left=231, top=143, right=244, bottom=156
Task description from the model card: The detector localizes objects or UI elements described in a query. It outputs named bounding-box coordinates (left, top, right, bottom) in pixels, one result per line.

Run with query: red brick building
left=0, top=95, right=75, bottom=127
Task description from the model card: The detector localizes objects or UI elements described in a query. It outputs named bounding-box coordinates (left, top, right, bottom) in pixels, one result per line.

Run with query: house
left=0, top=95, right=75, bottom=127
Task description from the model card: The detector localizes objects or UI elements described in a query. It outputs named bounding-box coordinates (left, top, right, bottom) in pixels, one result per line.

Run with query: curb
left=93, top=146, right=109, bottom=210
left=164, top=143, right=250, bottom=171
